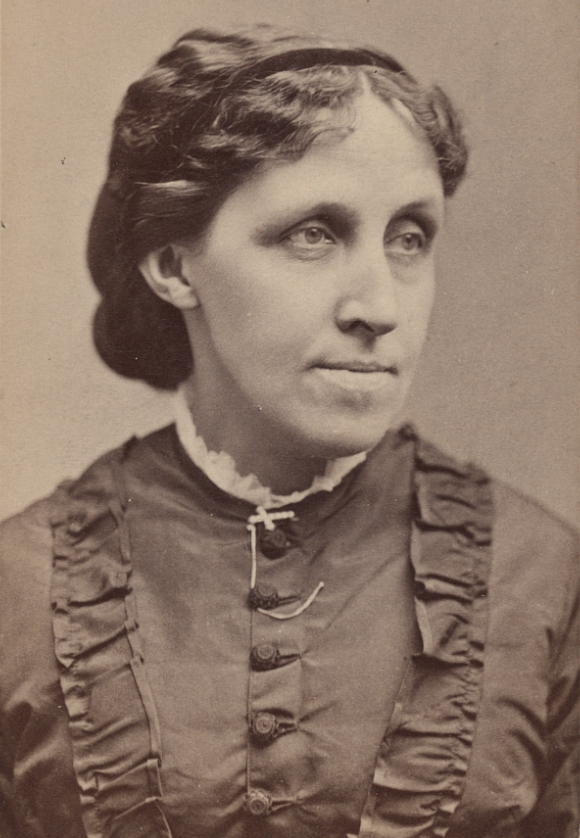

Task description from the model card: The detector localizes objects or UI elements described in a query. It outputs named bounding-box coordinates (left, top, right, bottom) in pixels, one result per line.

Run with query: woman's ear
left=138, top=245, right=200, bottom=310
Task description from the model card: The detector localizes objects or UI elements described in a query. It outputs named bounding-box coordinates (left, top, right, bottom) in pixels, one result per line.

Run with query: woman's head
left=89, top=25, right=468, bottom=391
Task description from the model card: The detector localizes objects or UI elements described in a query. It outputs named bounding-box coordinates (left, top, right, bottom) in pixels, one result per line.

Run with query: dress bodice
left=1, top=424, right=578, bottom=838
left=123, top=425, right=418, bottom=837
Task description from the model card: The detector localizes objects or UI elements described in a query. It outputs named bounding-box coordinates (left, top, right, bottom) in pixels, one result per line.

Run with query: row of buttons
left=246, top=521, right=293, bottom=817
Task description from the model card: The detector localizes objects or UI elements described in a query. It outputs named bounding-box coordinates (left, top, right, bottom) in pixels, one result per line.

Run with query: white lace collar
left=173, top=387, right=367, bottom=510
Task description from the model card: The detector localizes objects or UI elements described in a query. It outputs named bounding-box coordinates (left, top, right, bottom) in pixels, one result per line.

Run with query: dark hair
left=89, top=26, right=469, bottom=390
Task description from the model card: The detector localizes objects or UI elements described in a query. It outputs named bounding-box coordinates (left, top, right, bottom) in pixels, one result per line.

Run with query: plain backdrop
left=1, top=0, right=578, bottom=524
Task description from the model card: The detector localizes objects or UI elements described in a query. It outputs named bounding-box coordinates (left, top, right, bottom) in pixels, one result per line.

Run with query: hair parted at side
left=89, top=25, right=469, bottom=390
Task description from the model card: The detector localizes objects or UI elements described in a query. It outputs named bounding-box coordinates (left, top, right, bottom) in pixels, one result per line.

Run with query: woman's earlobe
left=138, top=246, right=200, bottom=310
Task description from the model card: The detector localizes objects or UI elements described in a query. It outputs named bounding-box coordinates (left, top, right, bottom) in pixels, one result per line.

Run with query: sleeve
left=523, top=540, right=580, bottom=838
left=0, top=503, right=54, bottom=838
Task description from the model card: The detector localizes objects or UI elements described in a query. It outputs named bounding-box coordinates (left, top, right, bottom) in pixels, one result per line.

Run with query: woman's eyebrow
left=252, top=202, right=360, bottom=240
left=391, top=199, right=445, bottom=226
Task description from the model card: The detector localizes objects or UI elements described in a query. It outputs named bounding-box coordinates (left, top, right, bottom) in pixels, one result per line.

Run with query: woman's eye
left=284, top=225, right=335, bottom=252
left=385, top=227, right=427, bottom=257
left=400, top=232, right=424, bottom=252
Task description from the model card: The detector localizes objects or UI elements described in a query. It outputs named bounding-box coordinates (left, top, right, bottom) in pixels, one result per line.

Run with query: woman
left=0, top=25, right=578, bottom=838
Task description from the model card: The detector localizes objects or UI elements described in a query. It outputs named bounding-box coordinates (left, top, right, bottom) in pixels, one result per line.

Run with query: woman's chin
left=292, top=416, right=402, bottom=462
left=285, top=384, right=409, bottom=461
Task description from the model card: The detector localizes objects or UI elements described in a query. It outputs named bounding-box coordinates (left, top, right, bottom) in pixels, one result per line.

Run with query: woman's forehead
left=221, top=92, right=444, bottom=221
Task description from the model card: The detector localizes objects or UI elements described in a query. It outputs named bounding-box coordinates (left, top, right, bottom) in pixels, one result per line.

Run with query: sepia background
left=1, top=0, right=578, bottom=524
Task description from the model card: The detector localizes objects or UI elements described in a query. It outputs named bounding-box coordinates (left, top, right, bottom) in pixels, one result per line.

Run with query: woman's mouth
left=313, top=361, right=399, bottom=393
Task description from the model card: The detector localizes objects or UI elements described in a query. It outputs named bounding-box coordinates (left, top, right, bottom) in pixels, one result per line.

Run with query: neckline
left=172, top=387, right=368, bottom=510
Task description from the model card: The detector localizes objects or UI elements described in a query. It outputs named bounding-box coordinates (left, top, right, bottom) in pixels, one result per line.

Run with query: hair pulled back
left=89, top=26, right=468, bottom=389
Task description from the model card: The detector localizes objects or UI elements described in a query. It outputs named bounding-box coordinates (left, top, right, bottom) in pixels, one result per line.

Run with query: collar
left=172, top=386, right=367, bottom=510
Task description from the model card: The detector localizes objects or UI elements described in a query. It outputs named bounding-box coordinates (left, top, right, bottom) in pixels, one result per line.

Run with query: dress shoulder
left=0, top=437, right=129, bottom=708
left=491, top=478, right=579, bottom=639
left=493, top=478, right=578, bottom=549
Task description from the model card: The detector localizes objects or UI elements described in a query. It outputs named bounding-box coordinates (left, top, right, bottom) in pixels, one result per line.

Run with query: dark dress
left=0, top=424, right=578, bottom=838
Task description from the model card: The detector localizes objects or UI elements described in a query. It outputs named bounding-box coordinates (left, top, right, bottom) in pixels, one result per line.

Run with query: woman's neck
left=179, top=381, right=328, bottom=495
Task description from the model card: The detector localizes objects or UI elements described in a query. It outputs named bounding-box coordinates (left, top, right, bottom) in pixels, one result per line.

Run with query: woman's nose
left=335, top=252, right=399, bottom=338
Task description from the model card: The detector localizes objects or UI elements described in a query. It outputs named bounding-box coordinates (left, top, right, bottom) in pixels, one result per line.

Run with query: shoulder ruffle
left=360, top=427, right=494, bottom=838
left=50, top=443, right=173, bottom=838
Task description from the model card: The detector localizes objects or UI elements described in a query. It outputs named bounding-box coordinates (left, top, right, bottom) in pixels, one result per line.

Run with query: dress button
left=250, top=711, right=279, bottom=745
left=250, top=643, right=280, bottom=671
left=259, top=526, right=289, bottom=559
left=244, top=789, right=273, bottom=816
left=249, top=583, right=279, bottom=610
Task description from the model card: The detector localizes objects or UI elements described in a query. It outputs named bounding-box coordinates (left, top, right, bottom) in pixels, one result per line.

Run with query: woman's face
left=175, top=90, right=445, bottom=465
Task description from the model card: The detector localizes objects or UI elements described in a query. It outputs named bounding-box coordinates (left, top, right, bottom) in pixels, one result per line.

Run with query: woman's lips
left=313, top=361, right=399, bottom=392
left=318, top=361, right=398, bottom=373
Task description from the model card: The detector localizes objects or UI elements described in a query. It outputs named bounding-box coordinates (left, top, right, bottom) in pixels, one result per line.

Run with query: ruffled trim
left=359, top=426, right=493, bottom=838
left=50, top=442, right=173, bottom=838
left=173, top=387, right=367, bottom=509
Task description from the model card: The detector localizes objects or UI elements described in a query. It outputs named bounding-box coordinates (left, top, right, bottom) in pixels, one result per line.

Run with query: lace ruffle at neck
left=173, top=387, right=367, bottom=510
